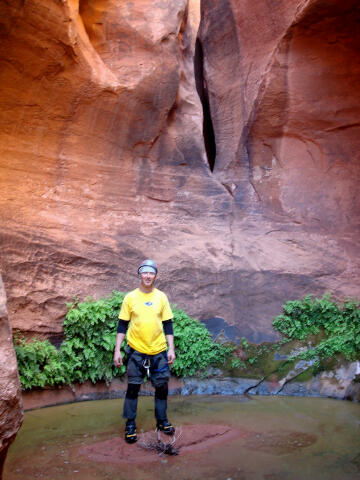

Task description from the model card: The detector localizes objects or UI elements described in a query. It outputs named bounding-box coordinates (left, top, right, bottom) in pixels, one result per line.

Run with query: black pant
left=122, top=348, right=170, bottom=421
left=123, top=382, right=169, bottom=421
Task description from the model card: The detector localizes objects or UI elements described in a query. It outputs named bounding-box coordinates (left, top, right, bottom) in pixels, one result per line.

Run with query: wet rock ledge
left=21, top=363, right=360, bottom=412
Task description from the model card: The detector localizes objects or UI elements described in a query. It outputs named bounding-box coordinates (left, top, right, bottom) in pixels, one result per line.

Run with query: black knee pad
left=155, top=383, right=168, bottom=400
left=126, top=383, right=141, bottom=400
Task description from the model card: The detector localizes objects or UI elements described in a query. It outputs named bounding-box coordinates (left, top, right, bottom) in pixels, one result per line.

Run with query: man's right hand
left=113, top=351, right=123, bottom=367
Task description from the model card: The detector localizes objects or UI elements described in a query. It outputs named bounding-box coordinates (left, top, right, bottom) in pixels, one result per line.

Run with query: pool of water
left=5, top=395, right=360, bottom=480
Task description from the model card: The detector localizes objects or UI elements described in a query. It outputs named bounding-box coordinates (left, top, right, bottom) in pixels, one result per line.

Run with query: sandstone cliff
left=0, top=276, right=23, bottom=477
left=0, top=0, right=359, bottom=342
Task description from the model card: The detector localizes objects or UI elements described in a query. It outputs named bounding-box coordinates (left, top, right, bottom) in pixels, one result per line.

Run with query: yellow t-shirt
left=118, top=288, right=173, bottom=355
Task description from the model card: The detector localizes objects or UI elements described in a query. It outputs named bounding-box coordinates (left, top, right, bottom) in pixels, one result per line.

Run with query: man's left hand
left=167, top=348, right=176, bottom=365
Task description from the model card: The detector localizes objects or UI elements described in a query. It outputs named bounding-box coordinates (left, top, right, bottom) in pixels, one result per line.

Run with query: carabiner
left=142, top=358, right=151, bottom=378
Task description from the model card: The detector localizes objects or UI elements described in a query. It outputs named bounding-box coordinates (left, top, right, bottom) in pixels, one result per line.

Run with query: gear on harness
left=142, top=355, right=169, bottom=379
left=143, top=358, right=151, bottom=378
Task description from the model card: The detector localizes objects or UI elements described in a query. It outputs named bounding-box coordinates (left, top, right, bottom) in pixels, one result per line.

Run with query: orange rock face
left=197, top=0, right=360, bottom=338
left=0, top=276, right=23, bottom=477
left=0, top=0, right=359, bottom=342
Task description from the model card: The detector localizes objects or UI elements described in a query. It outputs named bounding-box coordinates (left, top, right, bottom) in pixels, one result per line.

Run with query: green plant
left=61, top=291, right=127, bottom=384
left=230, top=357, right=246, bottom=369
left=240, top=337, right=249, bottom=350
left=273, top=295, right=360, bottom=364
left=14, top=337, right=69, bottom=389
left=14, top=292, right=234, bottom=389
left=167, top=306, right=234, bottom=377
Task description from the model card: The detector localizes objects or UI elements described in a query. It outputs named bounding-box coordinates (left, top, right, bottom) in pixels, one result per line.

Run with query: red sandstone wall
left=0, top=0, right=359, bottom=342
left=0, top=276, right=23, bottom=477
left=198, top=0, right=360, bottom=338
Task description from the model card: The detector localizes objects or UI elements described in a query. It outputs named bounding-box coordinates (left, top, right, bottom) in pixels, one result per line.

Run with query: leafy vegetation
left=221, top=295, right=360, bottom=380
left=273, top=294, right=360, bottom=365
left=171, top=306, right=234, bottom=377
left=14, top=338, right=69, bottom=389
left=14, top=292, right=359, bottom=390
left=61, top=291, right=127, bottom=384
left=13, top=291, right=233, bottom=390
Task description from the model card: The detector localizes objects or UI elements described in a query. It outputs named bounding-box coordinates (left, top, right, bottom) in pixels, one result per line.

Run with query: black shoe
left=125, top=420, right=137, bottom=444
left=156, top=419, right=175, bottom=435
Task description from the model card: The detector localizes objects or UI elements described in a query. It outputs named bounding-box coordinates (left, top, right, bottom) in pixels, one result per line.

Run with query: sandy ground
left=78, top=424, right=246, bottom=464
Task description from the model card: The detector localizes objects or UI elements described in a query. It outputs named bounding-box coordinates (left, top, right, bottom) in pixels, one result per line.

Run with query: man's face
left=140, top=271, right=156, bottom=288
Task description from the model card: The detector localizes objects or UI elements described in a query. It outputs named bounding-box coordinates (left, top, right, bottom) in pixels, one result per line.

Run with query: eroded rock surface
left=0, top=0, right=359, bottom=342
left=0, top=276, right=23, bottom=477
left=198, top=0, right=360, bottom=339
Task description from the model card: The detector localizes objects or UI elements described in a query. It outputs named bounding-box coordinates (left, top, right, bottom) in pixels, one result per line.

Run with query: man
left=113, top=259, right=176, bottom=444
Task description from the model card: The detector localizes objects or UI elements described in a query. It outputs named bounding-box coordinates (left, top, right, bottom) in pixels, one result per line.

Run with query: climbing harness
left=142, top=355, right=169, bottom=378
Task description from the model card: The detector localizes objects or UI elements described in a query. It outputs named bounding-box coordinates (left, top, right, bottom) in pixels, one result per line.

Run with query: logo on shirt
left=144, top=302, right=153, bottom=306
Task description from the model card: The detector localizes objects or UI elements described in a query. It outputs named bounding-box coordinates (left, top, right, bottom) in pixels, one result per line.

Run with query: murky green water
left=5, top=395, right=360, bottom=480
